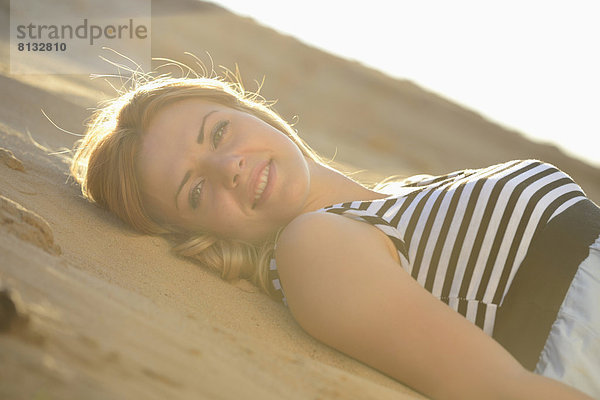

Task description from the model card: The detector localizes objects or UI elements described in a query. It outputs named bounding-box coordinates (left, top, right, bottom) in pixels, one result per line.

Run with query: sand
left=1, top=1, right=598, bottom=399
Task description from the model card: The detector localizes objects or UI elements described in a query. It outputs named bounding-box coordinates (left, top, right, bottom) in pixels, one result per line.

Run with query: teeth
left=254, top=164, right=270, bottom=200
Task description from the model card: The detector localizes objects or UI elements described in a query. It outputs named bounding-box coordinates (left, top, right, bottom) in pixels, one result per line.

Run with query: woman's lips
left=251, top=160, right=274, bottom=209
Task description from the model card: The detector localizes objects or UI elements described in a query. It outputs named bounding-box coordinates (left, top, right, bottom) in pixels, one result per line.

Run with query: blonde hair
left=70, top=73, right=325, bottom=296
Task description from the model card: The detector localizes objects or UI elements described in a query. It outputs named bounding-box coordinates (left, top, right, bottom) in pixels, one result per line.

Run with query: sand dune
left=1, top=1, right=598, bottom=399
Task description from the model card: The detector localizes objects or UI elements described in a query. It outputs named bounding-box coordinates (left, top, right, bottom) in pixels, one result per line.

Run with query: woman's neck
left=300, top=159, right=388, bottom=215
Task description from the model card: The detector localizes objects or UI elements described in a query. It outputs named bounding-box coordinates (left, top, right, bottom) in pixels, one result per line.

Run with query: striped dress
left=268, top=159, right=600, bottom=369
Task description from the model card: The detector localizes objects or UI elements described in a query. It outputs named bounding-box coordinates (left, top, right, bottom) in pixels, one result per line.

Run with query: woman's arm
left=275, top=212, right=592, bottom=400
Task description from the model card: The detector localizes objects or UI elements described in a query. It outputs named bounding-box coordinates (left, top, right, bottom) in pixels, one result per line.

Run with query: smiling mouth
left=252, top=162, right=270, bottom=209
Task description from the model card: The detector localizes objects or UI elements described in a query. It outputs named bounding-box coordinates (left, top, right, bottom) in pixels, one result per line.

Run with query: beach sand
left=1, top=1, right=598, bottom=399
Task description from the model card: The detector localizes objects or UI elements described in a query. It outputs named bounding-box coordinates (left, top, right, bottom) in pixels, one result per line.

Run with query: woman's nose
left=207, top=153, right=245, bottom=189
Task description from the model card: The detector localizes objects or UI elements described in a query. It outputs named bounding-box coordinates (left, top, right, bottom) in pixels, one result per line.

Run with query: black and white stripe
left=270, top=160, right=587, bottom=336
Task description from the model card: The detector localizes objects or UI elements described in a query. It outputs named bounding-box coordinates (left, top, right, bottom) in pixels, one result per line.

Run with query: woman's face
left=137, top=98, right=312, bottom=243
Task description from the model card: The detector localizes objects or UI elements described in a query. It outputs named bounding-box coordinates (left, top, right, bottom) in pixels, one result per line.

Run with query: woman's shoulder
left=274, top=210, right=400, bottom=279
left=276, top=211, right=357, bottom=259
left=276, top=211, right=354, bottom=255
left=272, top=209, right=404, bottom=318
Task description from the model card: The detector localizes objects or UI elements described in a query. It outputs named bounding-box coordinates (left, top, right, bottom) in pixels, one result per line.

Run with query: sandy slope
left=1, top=1, right=598, bottom=399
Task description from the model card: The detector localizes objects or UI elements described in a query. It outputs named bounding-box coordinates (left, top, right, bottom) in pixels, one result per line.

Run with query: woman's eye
left=189, top=181, right=204, bottom=209
left=212, top=120, right=229, bottom=148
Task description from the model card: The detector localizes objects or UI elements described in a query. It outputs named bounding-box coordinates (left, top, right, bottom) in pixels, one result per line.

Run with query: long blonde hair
left=70, top=73, right=325, bottom=296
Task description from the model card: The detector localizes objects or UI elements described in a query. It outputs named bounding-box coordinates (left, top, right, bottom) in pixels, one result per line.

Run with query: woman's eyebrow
left=197, top=110, right=218, bottom=144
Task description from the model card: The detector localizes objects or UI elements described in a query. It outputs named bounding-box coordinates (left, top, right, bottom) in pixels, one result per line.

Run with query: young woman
left=71, top=75, right=600, bottom=399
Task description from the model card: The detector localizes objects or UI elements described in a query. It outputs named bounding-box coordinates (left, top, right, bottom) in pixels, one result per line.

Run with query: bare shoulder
left=277, top=210, right=400, bottom=263
left=275, top=210, right=399, bottom=277
left=274, top=210, right=400, bottom=315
